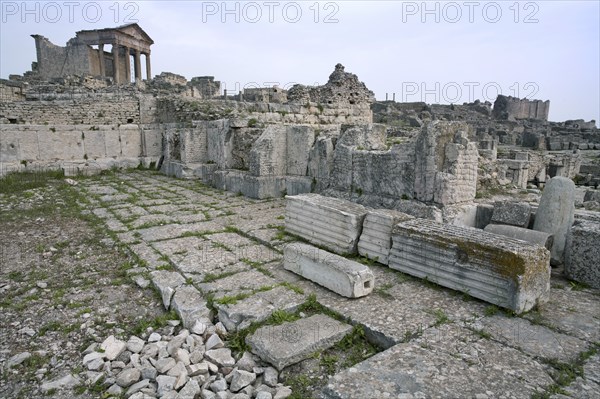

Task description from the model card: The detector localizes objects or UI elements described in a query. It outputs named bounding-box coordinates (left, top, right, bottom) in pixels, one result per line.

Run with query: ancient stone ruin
left=1, top=24, right=600, bottom=399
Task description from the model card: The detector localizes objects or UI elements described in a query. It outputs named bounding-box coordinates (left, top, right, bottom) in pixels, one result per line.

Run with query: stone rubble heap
left=81, top=323, right=292, bottom=399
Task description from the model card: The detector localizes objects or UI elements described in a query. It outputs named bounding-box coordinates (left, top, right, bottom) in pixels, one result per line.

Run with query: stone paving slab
left=137, top=221, right=224, bottom=241
left=247, top=314, right=352, bottom=371
left=129, top=242, right=165, bottom=269
left=151, top=236, right=209, bottom=256
left=206, top=232, right=255, bottom=248
left=216, top=285, right=306, bottom=331
left=522, top=288, right=600, bottom=343
left=197, top=269, right=279, bottom=298
left=182, top=262, right=251, bottom=285
left=472, top=315, right=589, bottom=363
left=322, top=323, right=554, bottom=399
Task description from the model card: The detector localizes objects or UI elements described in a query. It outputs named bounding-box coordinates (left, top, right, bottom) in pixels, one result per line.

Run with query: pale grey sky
left=1, top=1, right=599, bottom=124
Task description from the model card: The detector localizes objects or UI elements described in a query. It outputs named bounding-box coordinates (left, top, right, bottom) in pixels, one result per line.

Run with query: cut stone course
left=389, top=218, right=551, bottom=313
left=283, top=242, right=374, bottom=298
left=246, top=314, right=352, bottom=371
left=285, top=193, right=367, bottom=255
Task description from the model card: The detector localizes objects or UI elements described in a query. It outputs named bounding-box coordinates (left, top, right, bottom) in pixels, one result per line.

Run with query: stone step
left=246, top=314, right=352, bottom=371
left=358, top=210, right=413, bottom=265
left=284, top=243, right=374, bottom=298
left=389, top=219, right=551, bottom=314
left=285, top=194, right=367, bottom=255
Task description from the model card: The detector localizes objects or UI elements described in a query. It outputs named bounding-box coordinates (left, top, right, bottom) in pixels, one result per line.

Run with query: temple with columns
left=31, top=23, right=153, bottom=84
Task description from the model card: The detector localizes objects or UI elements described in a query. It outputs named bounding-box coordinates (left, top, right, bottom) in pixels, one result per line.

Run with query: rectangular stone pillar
left=134, top=49, right=141, bottom=81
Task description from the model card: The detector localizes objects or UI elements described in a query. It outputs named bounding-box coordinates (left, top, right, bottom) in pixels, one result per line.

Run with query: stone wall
left=0, top=124, right=161, bottom=176
left=0, top=96, right=141, bottom=125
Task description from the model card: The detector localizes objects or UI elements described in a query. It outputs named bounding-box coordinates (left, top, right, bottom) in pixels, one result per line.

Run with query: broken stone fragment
left=100, top=335, right=127, bottom=360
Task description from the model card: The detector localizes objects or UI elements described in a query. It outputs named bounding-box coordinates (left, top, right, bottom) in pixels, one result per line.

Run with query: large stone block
left=484, top=224, right=553, bottom=249
left=490, top=201, right=531, bottom=228
left=284, top=243, right=374, bottom=298
left=389, top=219, right=551, bottom=313
left=533, top=176, right=575, bottom=265
left=565, top=221, right=600, bottom=289
left=246, top=314, right=352, bottom=371
left=285, top=194, right=367, bottom=255
left=357, top=209, right=414, bottom=265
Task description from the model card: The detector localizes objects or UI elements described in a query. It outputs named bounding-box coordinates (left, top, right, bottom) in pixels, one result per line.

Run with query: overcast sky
left=1, top=1, right=599, bottom=124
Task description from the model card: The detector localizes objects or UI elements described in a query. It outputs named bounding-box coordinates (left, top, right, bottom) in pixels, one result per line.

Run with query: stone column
left=145, top=53, right=151, bottom=80
left=98, top=44, right=105, bottom=77
left=134, top=49, right=141, bottom=81
left=124, top=46, right=131, bottom=83
left=112, top=44, right=120, bottom=84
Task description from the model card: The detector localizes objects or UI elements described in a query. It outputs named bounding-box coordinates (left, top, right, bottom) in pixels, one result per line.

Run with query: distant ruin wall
left=493, top=95, right=549, bottom=121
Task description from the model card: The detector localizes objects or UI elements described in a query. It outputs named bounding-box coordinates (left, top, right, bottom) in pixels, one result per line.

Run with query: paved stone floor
left=80, top=171, right=600, bottom=398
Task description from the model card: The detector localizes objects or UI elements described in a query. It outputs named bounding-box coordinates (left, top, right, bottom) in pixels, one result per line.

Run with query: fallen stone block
left=565, top=221, right=600, bottom=289
left=484, top=224, right=553, bottom=249
left=357, top=209, right=413, bottom=265
left=490, top=201, right=531, bottom=227
left=284, top=243, right=374, bottom=298
left=389, top=219, right=551, bottom=313
left=246, top=314, right=352, bottom=370
left=285, top=193, right=367, bottom=255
